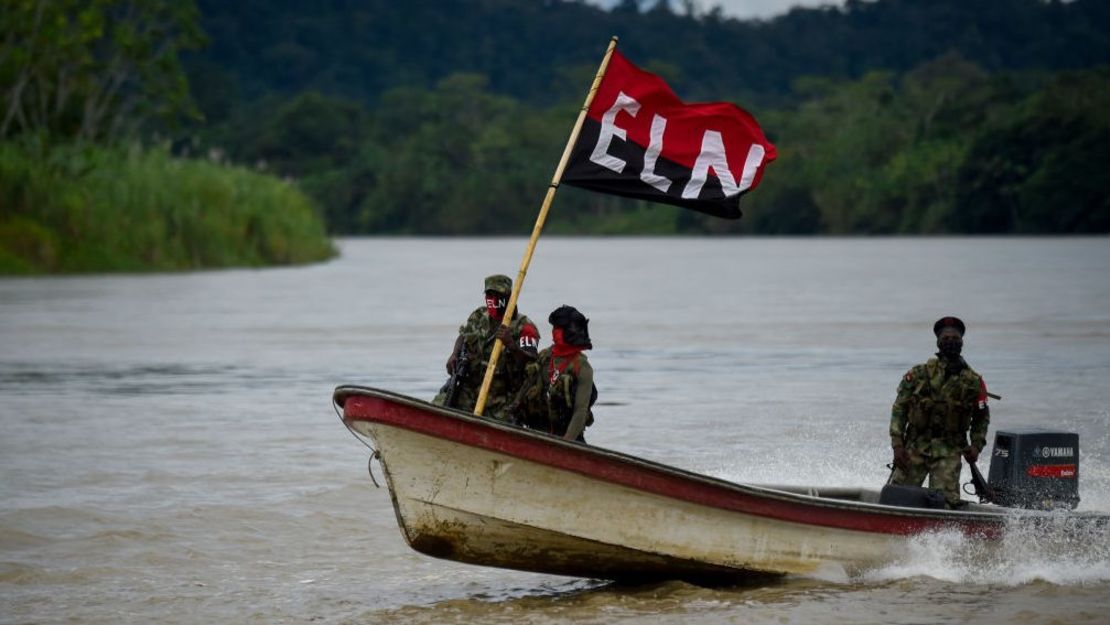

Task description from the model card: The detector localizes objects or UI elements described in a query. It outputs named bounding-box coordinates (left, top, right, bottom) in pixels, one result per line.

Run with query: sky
left=709, top=0, right=846, bottom=20
left=591, top=0, right=849, bottom=21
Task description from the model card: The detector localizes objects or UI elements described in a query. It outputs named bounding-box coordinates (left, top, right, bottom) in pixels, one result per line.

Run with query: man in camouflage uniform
left=433, top=274, right=539, bottom=419
left=889, top=316, right=991, bottom=508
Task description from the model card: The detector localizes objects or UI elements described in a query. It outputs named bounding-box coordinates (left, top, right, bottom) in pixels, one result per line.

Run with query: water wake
left=862, top=514, right=1110, bottom=586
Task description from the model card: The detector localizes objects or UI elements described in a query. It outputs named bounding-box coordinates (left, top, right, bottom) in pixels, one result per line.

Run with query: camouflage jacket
left=457, top=307, right=538, bottom=403
left=890, top=355, right=990, bottom=456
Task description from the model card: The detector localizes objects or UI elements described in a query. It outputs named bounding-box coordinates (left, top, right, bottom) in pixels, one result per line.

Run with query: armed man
left=433, top=274, right=539, bottom=419
left=889, top=316, right=991, bottom=509
left=507, top=305, right=598, bottom=443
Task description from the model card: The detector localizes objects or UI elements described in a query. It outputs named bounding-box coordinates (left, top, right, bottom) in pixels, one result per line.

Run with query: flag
left=562, top=50, right=776, bottom=219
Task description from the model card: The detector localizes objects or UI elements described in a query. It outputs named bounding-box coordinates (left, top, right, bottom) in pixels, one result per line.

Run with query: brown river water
left=2, top=237, right=1109, bottom=624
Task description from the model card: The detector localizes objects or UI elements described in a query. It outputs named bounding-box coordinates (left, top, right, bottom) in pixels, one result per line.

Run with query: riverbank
left=0, top=141, right=335, bottom=274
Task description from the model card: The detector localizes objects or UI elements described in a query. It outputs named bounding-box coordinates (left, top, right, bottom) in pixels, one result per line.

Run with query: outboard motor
left=987, top=428, right=1080, bottom=510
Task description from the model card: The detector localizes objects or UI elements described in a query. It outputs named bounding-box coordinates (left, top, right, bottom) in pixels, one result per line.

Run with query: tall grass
left=0, top=141, right=335, bottom=274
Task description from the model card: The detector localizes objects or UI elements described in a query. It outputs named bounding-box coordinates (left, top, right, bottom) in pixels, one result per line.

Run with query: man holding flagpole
left=434, top=274, right=539, bottom=418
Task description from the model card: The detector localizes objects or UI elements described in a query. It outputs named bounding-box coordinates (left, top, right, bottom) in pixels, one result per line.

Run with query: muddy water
left=2, top=237, right=1108, bottom=624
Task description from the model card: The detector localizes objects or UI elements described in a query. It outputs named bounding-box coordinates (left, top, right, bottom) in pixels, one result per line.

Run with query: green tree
left=354, top=74, right=559, bottom=234
left=0, top=0, right=204, bottom=142
left=953, top=69, right=1110, bottom=233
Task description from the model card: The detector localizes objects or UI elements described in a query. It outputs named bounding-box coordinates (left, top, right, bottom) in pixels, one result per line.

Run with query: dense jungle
left=2, top=0, right=1109, bottom=272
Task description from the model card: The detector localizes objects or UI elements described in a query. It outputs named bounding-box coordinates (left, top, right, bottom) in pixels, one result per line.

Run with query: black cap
left=549, top=305, right=592, bottom=348
left=933, top=316, right=966, bottom=337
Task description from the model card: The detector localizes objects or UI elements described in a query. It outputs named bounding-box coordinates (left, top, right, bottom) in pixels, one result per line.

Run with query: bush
left=0, top=140, right=335, bottom=273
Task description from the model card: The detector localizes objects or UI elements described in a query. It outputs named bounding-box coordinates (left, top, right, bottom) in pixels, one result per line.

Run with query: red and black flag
left=562, top=50, right=776, bottom=219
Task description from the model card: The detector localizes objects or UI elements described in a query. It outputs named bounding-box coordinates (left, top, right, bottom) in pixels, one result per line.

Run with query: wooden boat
left=334, top=385, right=1106, bottom=582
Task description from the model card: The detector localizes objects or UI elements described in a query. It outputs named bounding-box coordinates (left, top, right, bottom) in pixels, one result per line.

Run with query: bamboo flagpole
left=473, top=35, right=619, bottom=417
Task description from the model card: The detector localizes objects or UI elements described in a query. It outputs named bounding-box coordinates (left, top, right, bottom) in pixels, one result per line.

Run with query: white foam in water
left=708, top=416, right=1110, bottom=588
left=862, top=515, right=1110, bottom=586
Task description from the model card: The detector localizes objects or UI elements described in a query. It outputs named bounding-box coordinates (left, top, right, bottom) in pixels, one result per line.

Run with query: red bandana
left=485, top=295, right=506, bottom=321
left=549, top=328, right=586, bottom=382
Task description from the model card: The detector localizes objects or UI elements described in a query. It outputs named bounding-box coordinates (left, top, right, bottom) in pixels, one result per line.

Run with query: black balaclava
left=933, top=316, right=966, bottom=375
left=933, top=316, right=965, bottom=362
left=937, top=333, right=963, bottom=360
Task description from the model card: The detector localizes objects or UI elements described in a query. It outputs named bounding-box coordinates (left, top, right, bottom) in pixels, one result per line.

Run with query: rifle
left=965, top=457, right=998, bottom=504
left=443, top=342, right=470, bottom=408
left=965, top=389, right=1001, bottom=501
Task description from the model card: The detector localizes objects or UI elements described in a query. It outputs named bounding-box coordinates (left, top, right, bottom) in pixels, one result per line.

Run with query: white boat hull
left=368, top=422, right=901, bottom=579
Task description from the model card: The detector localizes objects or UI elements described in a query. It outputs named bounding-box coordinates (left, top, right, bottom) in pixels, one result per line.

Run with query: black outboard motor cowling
left=987, top=428, right=1080, bottom=510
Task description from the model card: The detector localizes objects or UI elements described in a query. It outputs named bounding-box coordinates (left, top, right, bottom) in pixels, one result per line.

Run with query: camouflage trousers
left=890, top=450, right=964, bottom=508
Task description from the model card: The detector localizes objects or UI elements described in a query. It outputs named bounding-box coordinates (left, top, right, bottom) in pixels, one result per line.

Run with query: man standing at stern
left=889, top=316, right=991, bottom=508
